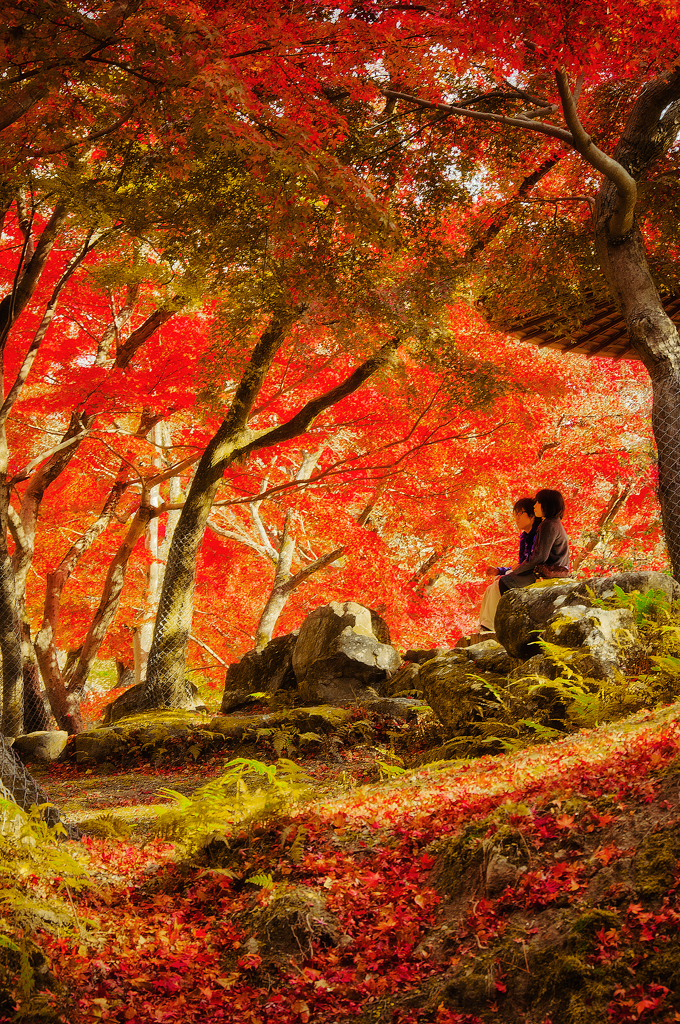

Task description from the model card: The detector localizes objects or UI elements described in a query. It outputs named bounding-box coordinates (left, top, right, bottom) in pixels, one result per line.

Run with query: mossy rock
left=77, top=711, right=209, bottom=764
left=101, top=682, right=207, bottom=725
left=633, top=827, right=680, bottom=898
left=250, top=884, right=342, bottom=958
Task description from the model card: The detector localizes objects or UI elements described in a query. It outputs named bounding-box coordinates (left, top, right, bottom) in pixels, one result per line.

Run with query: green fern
left=247, top=871, right=274, bottom=889
left=154, top=756, right=313, bottom=851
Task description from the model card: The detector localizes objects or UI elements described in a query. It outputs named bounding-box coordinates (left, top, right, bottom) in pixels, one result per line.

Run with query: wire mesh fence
left=653, top=380, right=680, bottom=581
left=0, top=734, right=78, bottom=839
left=142, top=536, right=205, bottom=710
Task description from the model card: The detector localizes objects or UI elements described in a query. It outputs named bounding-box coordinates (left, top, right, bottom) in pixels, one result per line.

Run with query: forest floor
left=5, top=701, right=680, bottom=1024
left=30, top=741, right=391, bottom=843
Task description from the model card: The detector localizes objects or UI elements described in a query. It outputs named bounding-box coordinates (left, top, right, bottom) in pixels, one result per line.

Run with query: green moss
left=633, top=829, right=680, bottom=898
left=569, top=909, right=620, bottom=947
left=433, top=824, right=488, bottom=897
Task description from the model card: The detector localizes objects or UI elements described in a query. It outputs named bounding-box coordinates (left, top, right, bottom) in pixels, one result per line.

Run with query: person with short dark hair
left=479, top=497, right=541, bottom=631
left=498, top=488, right=569, bottom=596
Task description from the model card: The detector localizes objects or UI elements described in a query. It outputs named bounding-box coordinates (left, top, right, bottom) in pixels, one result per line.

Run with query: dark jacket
left=496, top=518, right=540, bottom=575
left=499, top=517, right=569, bottom=592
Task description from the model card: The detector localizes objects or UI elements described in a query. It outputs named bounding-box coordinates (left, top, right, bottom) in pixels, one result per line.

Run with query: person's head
left=512, top=496, right=536, bottom=533
left=534, top=488, right=565, bottom=520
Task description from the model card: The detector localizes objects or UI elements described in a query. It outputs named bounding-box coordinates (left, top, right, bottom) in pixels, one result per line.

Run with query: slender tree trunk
left=60, top=506, right=152, bottom=732
left=570, top=476, right=639, bottom=573
left=254, top=513, right=296, bottom=651
left=134, top=423, right=182, bottom=684
left=33, top=477, right=127, bottom=733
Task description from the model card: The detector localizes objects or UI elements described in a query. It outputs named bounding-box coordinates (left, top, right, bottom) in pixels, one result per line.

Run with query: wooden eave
left=501, top=292, right=680, bottom=361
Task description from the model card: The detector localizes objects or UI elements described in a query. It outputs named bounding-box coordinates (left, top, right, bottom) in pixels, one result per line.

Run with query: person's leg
left=498, top=570, right=536, bottom=592
left=479, top=579, right=501, bottom=631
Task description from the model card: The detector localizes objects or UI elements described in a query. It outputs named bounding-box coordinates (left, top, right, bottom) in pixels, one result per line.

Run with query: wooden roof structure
left=501, top=292, right=680, bottom=361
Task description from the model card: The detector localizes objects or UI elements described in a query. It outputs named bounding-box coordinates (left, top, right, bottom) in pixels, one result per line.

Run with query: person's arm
left=509, top=520, right=560, bottom=572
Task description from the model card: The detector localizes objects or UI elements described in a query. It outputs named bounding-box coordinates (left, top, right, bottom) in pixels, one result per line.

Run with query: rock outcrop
left=221, top=632, right=298, bottom=713
left=13, top=730, right=68, bottom=762
left=495, top=571, right=677, bottom=663
left=292, top=601, right=401, bottom=702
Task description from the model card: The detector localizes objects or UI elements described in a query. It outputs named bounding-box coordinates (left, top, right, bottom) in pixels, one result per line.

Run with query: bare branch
left=206, top=518, right=274, bottom=562
left=189, top=634, right=228, bottom=667
left=555, top=67, right=636, bottom=237
left=382, top=89, right=574, bottom=145
left=280, top=546, right=345, bottom=595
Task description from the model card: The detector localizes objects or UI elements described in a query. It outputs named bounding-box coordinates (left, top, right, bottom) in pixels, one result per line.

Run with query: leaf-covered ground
left=6, top=701, right=680, bottom=1024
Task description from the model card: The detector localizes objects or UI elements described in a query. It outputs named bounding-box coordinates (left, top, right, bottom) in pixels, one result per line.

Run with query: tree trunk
left=0, top=476, right=22, bottom=738
left=21, top=623, right=50, bottom=733
left=142, top=314, right=296, bottom=709
left=585, top=70, right=680, bottom=577
left=134, top=423, right=181, bottom=684
left=33, top=477, right=127, bottom=733
left=60, top=506, right=152, bottom=733
left=143, top=320, right=399, bottom=709
left=594, top=220, right=680, bottom=578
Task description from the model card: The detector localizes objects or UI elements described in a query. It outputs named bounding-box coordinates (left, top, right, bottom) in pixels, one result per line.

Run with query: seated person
left=498, top=488, right=569, bottom=595
left=479, top=497, right=540, bottom=632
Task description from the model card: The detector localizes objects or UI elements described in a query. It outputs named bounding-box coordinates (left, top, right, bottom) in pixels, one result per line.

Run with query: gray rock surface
left=465, top=639, right=518, bottom=676
left=495, top=580, right=584, bottom=660
left=292, top=601, right=400, bottom=702
left=221, top=632, right=298, bottom=713
left=13, top=730, right=68, bottom=762
left=542, top=605, right=641, bottom=680
left=495, top=571, right=676, bottom=662
left=417, top=650, right=512, bottom=735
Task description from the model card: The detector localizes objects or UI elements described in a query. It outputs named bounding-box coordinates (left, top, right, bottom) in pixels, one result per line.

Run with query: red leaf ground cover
left=11, top=702, right=680, bottom=1023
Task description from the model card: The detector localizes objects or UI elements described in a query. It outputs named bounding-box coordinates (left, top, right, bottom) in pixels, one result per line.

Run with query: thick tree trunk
left=595, top=221, right=680, bottom=578
left=143, top=319, right=399, bottom=709
left=0, top=478, right=22, bottom=737
left=142, top=314, right=295, bottom=709
left=21, top=623, right=51, bottom=733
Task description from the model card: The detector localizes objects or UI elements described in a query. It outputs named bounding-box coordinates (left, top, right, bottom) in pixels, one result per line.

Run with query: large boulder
left=292, top=601, right=401, bottom=702
left=542, top=605, right=640, bottom=680
left=495, top=571, right=678, bottom=662
left=417, top=649, right=520, bottom=737
left=220, top=632, right=298, bottom=713
left=495, top=580, right=583, bottom=660
left=13, top=731, right=68, bottom=762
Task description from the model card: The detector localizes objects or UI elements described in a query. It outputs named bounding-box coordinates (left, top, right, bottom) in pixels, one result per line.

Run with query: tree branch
left=381, top=89, right=574, bottom=145
left=279, top=546, right=345, bottom=595
left=242, top=337, right=400, bottom=457
left=555, top=67, right=636, bottom=238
